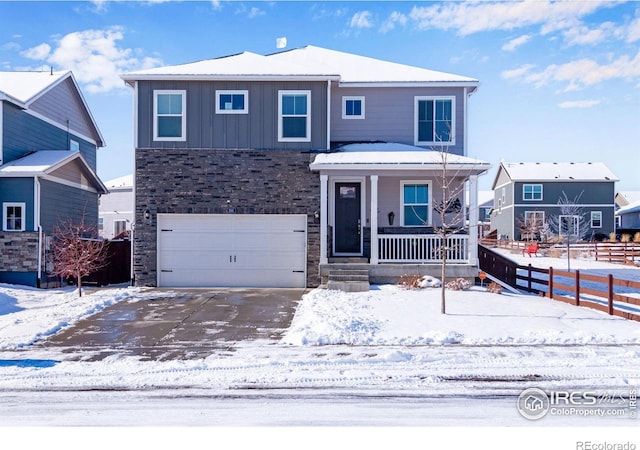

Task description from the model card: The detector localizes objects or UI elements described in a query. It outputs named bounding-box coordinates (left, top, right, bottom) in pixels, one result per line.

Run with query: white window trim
left=559, top=215, right=580, bottom=236
left=215, top=90, right=248, bottom=114
left=591, top=211, right=603, bottom=228
left=342, top=96, right=365, bottom=119
left=522, top=184, right=543, bottom=201
left=414, top=96, right=456, bottom=146
left=278, top=90, right=311, bottom=143
left=400, top=180, right=432, bottom=227
left=114, top=219, right=128, bottom=236
left=153, top=90, right=186, bottom=142
left=524, top=210, right=545, bottom=224
left=3, top=202, right=26, bottom=232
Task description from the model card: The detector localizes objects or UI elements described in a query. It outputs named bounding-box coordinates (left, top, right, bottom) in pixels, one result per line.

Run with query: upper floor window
left=70, top=140, right=80, bottom=152
left=342, top=96, right=365, bottom=119
left=3, top=202, right=25, bottom=231
left=154, top=90, right=186, bottom=141
left=523, top=184, right=543, bottom=201
left=216, top=90, right=248, bottom=114
left=415, top=97, right=455, bottom=146
left=278, top=90, right=311, bottom=142
left=401, top=181, right=431, bottom=226
left=591, top=211, right=602, bottom=228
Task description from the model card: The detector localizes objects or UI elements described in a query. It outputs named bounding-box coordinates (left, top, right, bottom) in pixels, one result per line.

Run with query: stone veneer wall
left=134, top=149, right=321, bottom=287
left=0, top=232, right=39, bottom=271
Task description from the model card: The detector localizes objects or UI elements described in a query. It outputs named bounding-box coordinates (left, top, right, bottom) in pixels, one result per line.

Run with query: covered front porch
left=309, top=143, right=491, bottom=285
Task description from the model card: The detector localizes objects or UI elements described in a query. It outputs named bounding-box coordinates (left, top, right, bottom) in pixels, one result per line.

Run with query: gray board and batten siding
left=2, top=102, right=98, bottom=169
left=136, top=81, right=328, bottom=151
left=330, top=85, right=467, bottom=155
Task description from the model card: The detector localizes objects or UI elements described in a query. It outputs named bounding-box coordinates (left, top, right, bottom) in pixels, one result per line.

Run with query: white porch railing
left=378, top=234, right=469, bottom=263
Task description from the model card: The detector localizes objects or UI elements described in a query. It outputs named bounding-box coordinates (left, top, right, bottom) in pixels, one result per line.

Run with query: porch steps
left=327, top=269, right=370, bottom=292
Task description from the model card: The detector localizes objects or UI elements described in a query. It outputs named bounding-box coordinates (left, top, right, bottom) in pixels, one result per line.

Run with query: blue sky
left=1, top=0, right=639, bottom=191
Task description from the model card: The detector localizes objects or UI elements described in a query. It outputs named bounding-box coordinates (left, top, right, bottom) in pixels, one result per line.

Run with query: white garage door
left=157, top=214, right=307, bottom=288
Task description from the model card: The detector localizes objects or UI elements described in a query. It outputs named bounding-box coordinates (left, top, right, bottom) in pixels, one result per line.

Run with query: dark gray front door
left=334, top=182, right=361, bottom=254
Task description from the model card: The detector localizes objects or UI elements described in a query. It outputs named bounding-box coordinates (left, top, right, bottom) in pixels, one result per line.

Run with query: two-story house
left=121, top=46, right=490, bottom=288
left=490, top=161, right=618, bottom=242
left=0, top=71, right=106, bottom=287
left=99, top=174, right=133, bottom=239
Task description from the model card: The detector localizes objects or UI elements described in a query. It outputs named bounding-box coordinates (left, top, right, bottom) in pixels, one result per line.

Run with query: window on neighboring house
left=3, top=202, right=25, bottom=231
left=98, top=217, right=104, bottom=231
left=523, top=211, right=545, bottom=239
left=114, top=220, right=127, bottom=237
left=278, top=91, right=311, bottom=142
left=523, top=184, right=543, bottom=201
left=415, top=97, right=455, bottom=145
left=154, top=90, right=186, bottom=141
left=560, top=215, right=580, bottom=236
left=70, top=140, right=80, bottom=152
left=401, top=181, right=431, bottom=226
left=216, top=90, right=248, bottom=114
left=342, top=96, right=365, bottom=119
left=591, top=211, right=602, bottom=228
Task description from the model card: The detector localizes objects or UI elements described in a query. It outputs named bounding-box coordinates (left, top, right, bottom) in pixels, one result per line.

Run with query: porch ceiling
left=310, top=143, right=490, bottom=175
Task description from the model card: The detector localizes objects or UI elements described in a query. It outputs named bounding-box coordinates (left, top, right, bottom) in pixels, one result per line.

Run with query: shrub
left=487, top=281, right=503, bottom=294
left=445, top=278, right=472, bottom=291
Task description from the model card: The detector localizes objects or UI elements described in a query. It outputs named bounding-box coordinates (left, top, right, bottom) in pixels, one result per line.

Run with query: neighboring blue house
left=0, top=71, right=107, bottom=287
left=490, top=161, right=618, bottom=241
left=616, top=200, right=640, bottom=231
left=121, top=45, right=490, bottom=288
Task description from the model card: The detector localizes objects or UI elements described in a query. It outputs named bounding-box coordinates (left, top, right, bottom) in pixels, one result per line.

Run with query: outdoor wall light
left=388, top=211, right=395, bottom=226
left=314, top=210, right=320, bottom=223
left=143, top=209, right=152, bottom=225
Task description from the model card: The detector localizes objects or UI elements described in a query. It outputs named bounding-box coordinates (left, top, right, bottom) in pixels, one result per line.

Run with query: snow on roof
left=104, top=174, right=133, bottom=189
left=267, top=46, right=478, bottom=85
left=499, top=161, right=619, bottom=182
left=0, top=150, right=75, bottom=174
left=616, top=199, right=640, bottom=215
left=310, top=142, right=490, bottom=173
left=616, top=191, right=640, bottom=205
left=0, top=71, right=69, bottom=105
left=122, top=45, right=478, bottom=87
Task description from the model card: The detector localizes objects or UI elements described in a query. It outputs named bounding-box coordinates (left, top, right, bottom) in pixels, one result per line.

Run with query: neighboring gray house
left=490, top=161, right=618, bottom=241
left=616, top=200, right=640, bottom=230
left=0, top=71, right=106, bottom=287
left=99, top=174, right=133, bottom=239
left=121, top=45, right=490, bottom=288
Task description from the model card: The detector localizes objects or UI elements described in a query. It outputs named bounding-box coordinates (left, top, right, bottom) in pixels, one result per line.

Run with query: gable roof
left=0, top=150, right=107, bottom=194
left=492, top=161, right=619, bottom=189
left=616, top=199, right=640, bottom=216
left=121, top=45, right=478, bottom=90
left=0, top=71, right=105, bottom=147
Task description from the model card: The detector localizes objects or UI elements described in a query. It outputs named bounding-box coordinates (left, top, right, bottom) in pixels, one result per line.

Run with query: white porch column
left=468, top=174, right=479, bottom=265
left=370, top=175, right=379, bottom=264
left=320, top=174, right=328, bottom=264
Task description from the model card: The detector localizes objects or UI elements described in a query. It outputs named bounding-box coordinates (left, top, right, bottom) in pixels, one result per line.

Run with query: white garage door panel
left=157, top=214, right=306, bottom=288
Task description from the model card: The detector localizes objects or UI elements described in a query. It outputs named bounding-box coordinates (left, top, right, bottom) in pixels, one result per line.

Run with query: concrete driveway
left=38, top=288, right=306, bottom=361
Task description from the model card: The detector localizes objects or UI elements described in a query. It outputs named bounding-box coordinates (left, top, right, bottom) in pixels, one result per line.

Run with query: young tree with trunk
left=50, top=218, right=107, bottom=297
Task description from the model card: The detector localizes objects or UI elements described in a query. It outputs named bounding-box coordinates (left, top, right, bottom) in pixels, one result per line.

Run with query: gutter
left=34, top=176, right=42, bottom=288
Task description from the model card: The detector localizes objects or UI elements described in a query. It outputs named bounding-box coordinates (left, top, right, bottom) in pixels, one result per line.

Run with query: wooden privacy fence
left=517, top=264, right=640, bottom=322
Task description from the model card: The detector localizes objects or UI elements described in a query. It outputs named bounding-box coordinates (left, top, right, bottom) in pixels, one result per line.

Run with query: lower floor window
left=3, top=202, right=25, bottom=231
left=402, top=181, right=430, bottom=226
left=114, top=220, right=127, bottom=236
left=591, top=211, right=602, bottom=228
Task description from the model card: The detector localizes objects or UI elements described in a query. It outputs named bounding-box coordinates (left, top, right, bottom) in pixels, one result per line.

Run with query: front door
left=334, top=182, right=362, bottom=254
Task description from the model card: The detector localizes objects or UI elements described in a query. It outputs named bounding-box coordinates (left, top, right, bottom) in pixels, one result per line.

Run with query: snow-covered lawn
left=0, top=252, right=639, bottom=445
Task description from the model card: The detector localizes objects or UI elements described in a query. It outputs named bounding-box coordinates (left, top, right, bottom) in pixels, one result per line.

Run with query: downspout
left=34, top=176, right=42, bottom=288
left=130, top=80, right=138, bottom=285
left=326, top=80, right=331, bottom=150
left=463, top=87, right=468, bottom=157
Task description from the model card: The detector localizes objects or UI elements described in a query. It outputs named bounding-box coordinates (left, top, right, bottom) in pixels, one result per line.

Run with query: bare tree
left=516, top=211, right=545, bottom=241
left=546, top=191, right=590, bottom=270
left=50, top=217, right=107, bottom=297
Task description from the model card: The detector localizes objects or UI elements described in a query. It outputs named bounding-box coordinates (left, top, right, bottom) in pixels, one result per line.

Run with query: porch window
left=3, top=202, right=25, bottom=231
left=401, top=181, right=430, bottom=226
left=278, top=90, right=311, bottom=142
left=414, top=97, right=455, bottom=145
left=216, top=90, right=248, bottom=114
left=523, top=184, right=543, bottom=201
left=342, top=96, right=365, bottom=119
left=591, top=211, right=602, bottom=228
left=154, top=90, right=186, bottom=141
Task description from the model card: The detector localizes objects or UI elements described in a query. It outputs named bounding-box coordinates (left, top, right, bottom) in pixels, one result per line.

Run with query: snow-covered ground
left=1, top=251, right=639, bottom=448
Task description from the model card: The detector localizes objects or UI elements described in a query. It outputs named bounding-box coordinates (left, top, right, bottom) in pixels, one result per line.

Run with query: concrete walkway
left=38, top=288, right=306, bottom=361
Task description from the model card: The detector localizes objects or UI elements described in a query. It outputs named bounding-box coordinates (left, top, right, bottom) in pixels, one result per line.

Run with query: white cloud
left=558, top=100, right=601, bottom=109
left=502, top=34, right=532, bottom=52
left=563, top=22, right=616, bottom=46
left=408, top=0, right=612, bottom=37
left=501, top=64, right=536, bottom=80
left=380, top=11, right=407, bottom=34
left=350, top=11, right=373, bottom=29
left=248, top=7, right=265, bottom=19
left=22, top=27, right=161, bottom=94
left=627, top=17, right=640, bottom=43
